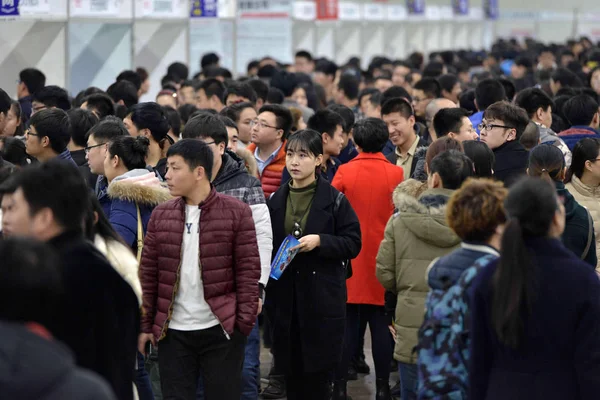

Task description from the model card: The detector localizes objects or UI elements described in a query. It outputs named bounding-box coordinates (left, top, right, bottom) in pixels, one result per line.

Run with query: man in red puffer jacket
left=138, top=139, right=261, bottom=400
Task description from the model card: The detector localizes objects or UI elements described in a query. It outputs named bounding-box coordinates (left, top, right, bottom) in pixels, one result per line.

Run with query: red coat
left=247, top=142, right=287, bottom=199
left=332, top=152, right=404, bottom=305
left=139, top=188, right=261, bottom=340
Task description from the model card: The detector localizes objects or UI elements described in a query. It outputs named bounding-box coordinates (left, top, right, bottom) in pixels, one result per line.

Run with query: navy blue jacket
left=469, top=237, right=600, bottom=400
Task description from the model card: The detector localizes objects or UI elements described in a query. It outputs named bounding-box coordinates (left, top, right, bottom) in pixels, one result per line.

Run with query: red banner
left=316, top=0, right=337, bottom=20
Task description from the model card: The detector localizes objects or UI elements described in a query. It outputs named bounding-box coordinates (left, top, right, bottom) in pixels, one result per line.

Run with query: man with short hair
left=438, top=74, right=462, bottom=104
left=334, top=74, right=360, bottom=117
left=479, top=101, right=530, bottom=186
left=17, top=68, right=46, bottom=122
left=117, top=70, right=143, bottom=94
left=67, top=108, right=99, bottom=186
left=295, top=50, right=314, bottom=74
left=424, top=98, right=458, bottom=143
left=138, top=139, right=260, bottom=400
left=376, top=150, right=470, bottom=400
left=107, top=80, right=139, bottom=108
left=270, top=70, right=314, bottom=122
left=329, top=104, right=358, bottom=164
left=392, top=61, right=412, bottom=86
left=559, top=94, right=600, bottom=149
left=179, top=80, right=197, bottom=105
left=25, top=108, right=75, bottom=165
left=412, top=77, right=442, bottom=121
left=0, top=88, right=12, bottom=134
left=247, top=79, right=269, bottom=110
left=196, top=79, right=226, bottom=112
left=514, top=87, right=572, bottom=165
left=470, top=79, right=507, bottom=134
left=31, top=85, right=71, bottom=114
left=182, top=114, right=272, bottom=400
left=224, top=82, right=258, bottom=107
left=374, top=74, right=394, bottom=93
left=550, top=67, right=582, bottom=95
left=433, top=108, right=479, bottom=142
left=381, top=98, right=428, bottom=180
left=314, top=60, right=338, bottom=103
left=81, top=93, right=115, bottom=119
left=0, top=160, right=140, bottom=400
left=359, top=88, right=380, bottom=118
left=247, top=105, right=293, bottom=198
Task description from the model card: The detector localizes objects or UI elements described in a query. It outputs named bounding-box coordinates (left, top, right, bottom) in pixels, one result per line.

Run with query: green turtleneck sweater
left=285, top=180, right=317, bottom=237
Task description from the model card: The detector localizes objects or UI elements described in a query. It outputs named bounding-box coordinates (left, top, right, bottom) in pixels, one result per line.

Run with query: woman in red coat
left=332, top=118, right=405, bottom=400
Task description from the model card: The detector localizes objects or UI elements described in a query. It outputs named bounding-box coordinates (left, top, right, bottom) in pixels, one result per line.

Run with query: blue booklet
left=270, top=235, right=301, bottom=280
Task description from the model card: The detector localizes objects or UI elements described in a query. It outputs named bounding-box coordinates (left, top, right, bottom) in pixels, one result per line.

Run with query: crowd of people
left=1, top=35, right=600, bottom=400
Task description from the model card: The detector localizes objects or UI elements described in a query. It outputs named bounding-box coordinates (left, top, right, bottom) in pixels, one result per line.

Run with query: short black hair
left=353, top=118, right=389, bottom=153
left=337, top=74, right=360, bottom=101
left=257, top=64, right=278, bottom=79
left=562, top=94, right=599, bottom=126
left=182, top=113, right=228, bottom=146
left=1, top=137, right=33, bottom=167
left=107, top=136, right=149, bottom=170
left=32, top=86, right=71, bottom=111
left=381, top=86, right=412, bottom=106
left=295, top=50, right=313, bottom=61
left=0, top=89, right=11, bottom=115
left=414, top=77, right=442, bottom=98
left=4, top=159, right=90, bottom=233
left=514, top=55, right=533, bottom=69
left=67, top=108, right=99, bottom=148
left=107, top=80, right=139, bottom=109
left=0, top=237, right=63, bottom=328
left=167, top=139, right=214, bottom=179
left=247, top=79, right=269, bottom=103
left=498, top=78, right=516, bottom=102
left=327, top=104, right=355, bottom=133
left=551, top=67, right=582, bottom=88
left=83, top=93, right=115, bottom=119
left=201, top=53, right=220, bottom=70
left=483, top=101, right=530, bottom=140
left=128, top=102, right=171, bottom=143
left=73, top=87, right=104, bottom=108
left=203, top=66, right=231, bottom=80
left=247, top=60, right=260, bottom=74
left=433, top=108, right=471, bottom=138
left=198, top=78, right=226, bottom=102
left=220, top=102, right=255, bottom=124
left=358, top=88, right=379, bottom=105
left=307, top=109, right=344, bottom=139
left=270, top=70, right=299, bottom=97
left=315, top=60, right=338, bottom=77
left=217, top=115, right=238, bottom=132
left=167, top=62, right=189, bottom=81
left=422, top=62, right=445, bottom=78
left=258, top=104, right=293, bottom=140
left=475, top=79, right=506, bottom=111
left=223, top=81, right=257, bottom=105
left=178, top=104, right=199, bottom=124
left=429, top=150, right=473, bottom=190
left=19, top=68, right=46, bottom=95
left=86, top=116, right=128, bottom=142
left=266, top=87, right=285, bottom=104
left=459, top=89, right=477, bottom=113
left=29, top=108, right=71, bottom=153
left=381, top=97, right=414, bottom=118
left=438, top=74, right=459, bottom=93
left=162, top=105, right=181, bottom=137
left=116, top=70, right=142, bottom=91
left=514, top=88, right=555, bottom=119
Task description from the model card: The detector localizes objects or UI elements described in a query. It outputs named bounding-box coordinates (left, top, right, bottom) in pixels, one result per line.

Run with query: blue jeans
left=398, top=362, right=418, bottom=400
left=196, top=320, right=260, bottom=400
left=135, top=351, right=154, bottom=400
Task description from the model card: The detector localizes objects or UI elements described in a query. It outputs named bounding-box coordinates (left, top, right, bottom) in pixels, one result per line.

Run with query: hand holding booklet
left=270, top=235, right=301, bottom=280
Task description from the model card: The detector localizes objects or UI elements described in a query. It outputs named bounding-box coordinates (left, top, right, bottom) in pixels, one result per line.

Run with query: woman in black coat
left=469, top=177, right=600, bottom=400
left=266, top=129, right=361, bottom=400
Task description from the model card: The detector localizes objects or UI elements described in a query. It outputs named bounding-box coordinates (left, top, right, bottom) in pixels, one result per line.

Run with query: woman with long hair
left=566, top=137, right=600, bottom=272
left=527, top=143, right=597, bottom=266
left=266, top=129, right=361, bottom=399
left=469, top=177, right=600, bottom=399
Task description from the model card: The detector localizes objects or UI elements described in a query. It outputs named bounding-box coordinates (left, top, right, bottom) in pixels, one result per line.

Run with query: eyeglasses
left=25, top=129, right=40, bottom=137
left=202, top=141, right=215, bottom=146
left=250, top=120, right=279, bottom=130
left=84, top=142, right=106, bottom=154
left=478, top=123, right=515, bottom=132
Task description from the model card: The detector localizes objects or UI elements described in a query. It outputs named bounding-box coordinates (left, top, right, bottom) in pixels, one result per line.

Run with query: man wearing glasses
left=247, top=105, right=293, bottom=199
left=479, top=101, right=530, bottom=186
left=31, top=85, right=71, bottom=115
left=25, top=109, right=76, bottom=166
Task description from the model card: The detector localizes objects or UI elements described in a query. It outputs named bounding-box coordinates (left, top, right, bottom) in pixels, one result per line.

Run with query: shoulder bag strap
left=582, top=208, right=593, bottom=260
left=136, top=202, right=144, bottom=263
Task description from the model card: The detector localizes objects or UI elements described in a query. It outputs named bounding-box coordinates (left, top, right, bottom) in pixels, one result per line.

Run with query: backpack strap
left=581, top=208, right=593, bottom=260
left=136, top=202, right=144, bottom=263
left=333, top=191, right=352, bottom=279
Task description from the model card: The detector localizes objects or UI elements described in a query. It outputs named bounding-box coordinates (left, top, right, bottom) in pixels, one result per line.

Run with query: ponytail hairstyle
left=527, top=143, right=565, bottom=184
left=492, top=177, right=559, bottom=349
left=565, top=137, right=600, bottom=182
left=107, top=135, right=150, bottom=171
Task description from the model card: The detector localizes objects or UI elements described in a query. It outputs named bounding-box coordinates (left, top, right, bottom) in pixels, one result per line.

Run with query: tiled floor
left=259, top=330, right=400, bottom=400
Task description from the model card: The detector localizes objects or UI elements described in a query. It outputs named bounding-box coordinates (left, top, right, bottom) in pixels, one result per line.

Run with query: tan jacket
left=566, top=175, right=600, bottom=272
left=376, top=183, right=460, bottom=364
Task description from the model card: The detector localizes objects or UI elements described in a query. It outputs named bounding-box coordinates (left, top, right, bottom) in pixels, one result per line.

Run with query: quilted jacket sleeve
left=139, top=210, right=159, bottom=333
left=376, top=216, right=397, bottom=293
left=318, top=193, right=361, bottom=261
left=233, top=204, right=261, bottom=336
left=109, top=199, right=138, bottom=248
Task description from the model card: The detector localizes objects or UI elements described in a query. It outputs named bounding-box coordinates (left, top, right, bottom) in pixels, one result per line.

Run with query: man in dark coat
left=0, top=160, right=139, bottom=400
left=479, top=101, right=530, bottom=187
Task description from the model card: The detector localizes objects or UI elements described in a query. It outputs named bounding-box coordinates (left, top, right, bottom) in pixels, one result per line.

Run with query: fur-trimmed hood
left=107, top=169, right=171, bottom=206
left=410, top=145, right=430, bottom=182
left=392, top=183, right=460, bottom=248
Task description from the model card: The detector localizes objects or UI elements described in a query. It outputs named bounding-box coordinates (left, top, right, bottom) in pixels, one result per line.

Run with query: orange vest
left=247, top=142, right=287, bottom=199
